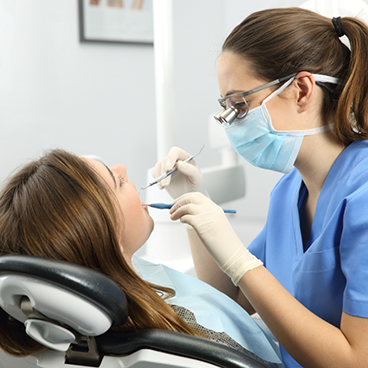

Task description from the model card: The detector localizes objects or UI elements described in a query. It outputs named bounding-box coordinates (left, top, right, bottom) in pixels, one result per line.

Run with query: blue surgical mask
left=225, top=76, right=335, bottom=173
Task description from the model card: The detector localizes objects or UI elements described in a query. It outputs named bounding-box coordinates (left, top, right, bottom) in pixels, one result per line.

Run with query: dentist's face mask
left=217, top=74, right=338, bottom=173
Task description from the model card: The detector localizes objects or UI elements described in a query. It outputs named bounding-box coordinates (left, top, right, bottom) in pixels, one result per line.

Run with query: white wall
left=0, top=0, right=157, bottom=190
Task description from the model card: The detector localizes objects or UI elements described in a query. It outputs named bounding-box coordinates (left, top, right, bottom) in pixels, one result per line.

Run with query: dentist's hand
left=151, top=147, right=208, bottom=199
left=170, top=192, right=263, bottom=285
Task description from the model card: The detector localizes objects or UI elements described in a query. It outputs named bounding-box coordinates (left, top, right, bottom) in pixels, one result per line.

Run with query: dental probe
left=144, top=203, right=236, bottom=214
left=141, top=145, right=205, bottom=191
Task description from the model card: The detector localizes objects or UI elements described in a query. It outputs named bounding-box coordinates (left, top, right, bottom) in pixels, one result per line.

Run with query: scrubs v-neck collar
left=292, top=142, right=355, bottom=256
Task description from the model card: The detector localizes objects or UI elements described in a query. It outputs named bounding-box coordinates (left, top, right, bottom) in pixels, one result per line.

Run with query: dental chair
left=0, top=255, right=272, bottom=368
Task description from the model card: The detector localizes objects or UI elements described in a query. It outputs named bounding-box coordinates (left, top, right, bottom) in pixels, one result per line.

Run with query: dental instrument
left=144, top=203, right=236, bottom=214
left=141, top=145, right=205, bottom=191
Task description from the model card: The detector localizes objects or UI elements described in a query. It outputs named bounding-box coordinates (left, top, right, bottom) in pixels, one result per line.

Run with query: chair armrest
left=96, top=329, right=272, bottom=368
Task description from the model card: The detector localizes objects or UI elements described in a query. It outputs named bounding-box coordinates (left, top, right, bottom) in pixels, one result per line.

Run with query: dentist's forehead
left=217, top=52, right=263, bottom=96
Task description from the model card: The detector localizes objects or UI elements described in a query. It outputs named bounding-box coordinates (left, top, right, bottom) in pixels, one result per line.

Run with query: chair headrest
left=0, top=255, right=128, bottom=325
left=0, top=255, right=129, bottom=350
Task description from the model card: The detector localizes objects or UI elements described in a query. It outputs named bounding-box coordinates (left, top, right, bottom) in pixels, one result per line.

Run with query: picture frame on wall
left=78, top=0, right=153, bottom=45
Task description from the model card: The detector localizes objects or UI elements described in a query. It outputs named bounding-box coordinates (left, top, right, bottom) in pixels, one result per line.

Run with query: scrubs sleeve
left=340, top=184, right=368, bottom=318
left=247, top=224, right=267, bottom=266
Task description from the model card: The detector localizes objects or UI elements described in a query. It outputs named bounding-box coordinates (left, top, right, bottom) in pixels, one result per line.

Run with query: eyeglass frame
left=217, top=72, right=298, bottom=115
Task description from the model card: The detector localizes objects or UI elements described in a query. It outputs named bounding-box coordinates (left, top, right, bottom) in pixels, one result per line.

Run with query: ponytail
left=335, top=17, right=368, bottom=144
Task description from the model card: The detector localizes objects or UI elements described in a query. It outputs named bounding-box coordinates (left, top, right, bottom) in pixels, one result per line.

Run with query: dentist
left=152, top=7, right=368, bottom=368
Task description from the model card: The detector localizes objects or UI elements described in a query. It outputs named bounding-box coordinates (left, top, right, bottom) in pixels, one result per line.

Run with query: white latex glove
left=170, top=192, right=263, bottom=285
left=150, top=147, right=208, bottom=199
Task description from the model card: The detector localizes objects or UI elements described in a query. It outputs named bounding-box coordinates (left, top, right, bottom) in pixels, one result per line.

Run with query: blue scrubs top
left=248, top=140, right=368, bottom=368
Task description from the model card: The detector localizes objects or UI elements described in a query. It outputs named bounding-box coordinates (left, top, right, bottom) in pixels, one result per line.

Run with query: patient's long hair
left=0, top=149, right=201, bottom=357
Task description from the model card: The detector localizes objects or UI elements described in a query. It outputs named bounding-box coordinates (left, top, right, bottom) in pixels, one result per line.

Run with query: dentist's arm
left=238, top=266, right=368, bottom=368
left=170, top=192, right=368, bottom=368
left=186, top=227, right=256, bottom=315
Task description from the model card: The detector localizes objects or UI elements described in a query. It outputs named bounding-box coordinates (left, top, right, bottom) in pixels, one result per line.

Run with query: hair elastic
left=332, top=16, right=345, bottom=38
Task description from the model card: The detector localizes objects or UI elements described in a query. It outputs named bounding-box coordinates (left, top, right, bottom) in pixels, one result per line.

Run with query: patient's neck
left=123, top=251, right=134, bottom=269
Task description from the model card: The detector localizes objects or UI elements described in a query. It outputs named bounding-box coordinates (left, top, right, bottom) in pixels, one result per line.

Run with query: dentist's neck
left=295, top=130, right=345, bottom=196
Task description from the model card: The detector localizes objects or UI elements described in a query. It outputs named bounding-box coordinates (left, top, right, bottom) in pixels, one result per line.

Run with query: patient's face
left=83, top=158, right=154, bottom=262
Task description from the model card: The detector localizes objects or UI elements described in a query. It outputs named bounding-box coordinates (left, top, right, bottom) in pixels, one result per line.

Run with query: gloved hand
left=170, top=192, right=263, bottom=285
left=150, top=147, right=208, bottom=199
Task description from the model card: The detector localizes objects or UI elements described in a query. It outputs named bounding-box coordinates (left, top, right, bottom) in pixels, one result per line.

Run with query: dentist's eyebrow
left=227, top=89, right=246, bottom=96
left=220, top=89, right=246, bottom=98
left=104, top=165, right=117, bottom=188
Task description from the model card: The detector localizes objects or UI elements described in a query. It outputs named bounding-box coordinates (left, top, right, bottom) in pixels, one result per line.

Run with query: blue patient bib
left=133, top=256, right=282, bottom=365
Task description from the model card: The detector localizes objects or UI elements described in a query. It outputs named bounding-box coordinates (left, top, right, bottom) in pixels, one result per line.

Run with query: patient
left=0, top=149, right=282, bottom=367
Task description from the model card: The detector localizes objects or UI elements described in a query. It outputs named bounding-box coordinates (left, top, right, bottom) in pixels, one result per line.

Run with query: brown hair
left=0, top=149, right=201, bottom=357
left=222, top=7, right=368, bottom=146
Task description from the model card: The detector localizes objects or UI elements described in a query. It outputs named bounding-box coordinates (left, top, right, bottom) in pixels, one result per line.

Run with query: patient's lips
left=141, top=203, right=148, bottom=211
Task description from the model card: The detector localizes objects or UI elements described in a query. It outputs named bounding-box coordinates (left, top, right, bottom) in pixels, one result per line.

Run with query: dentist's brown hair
left=222, top=7, right=368, bottom=146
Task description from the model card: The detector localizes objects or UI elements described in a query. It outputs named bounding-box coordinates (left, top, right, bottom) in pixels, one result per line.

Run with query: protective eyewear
left=214, top=73, right=297, bottom=126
